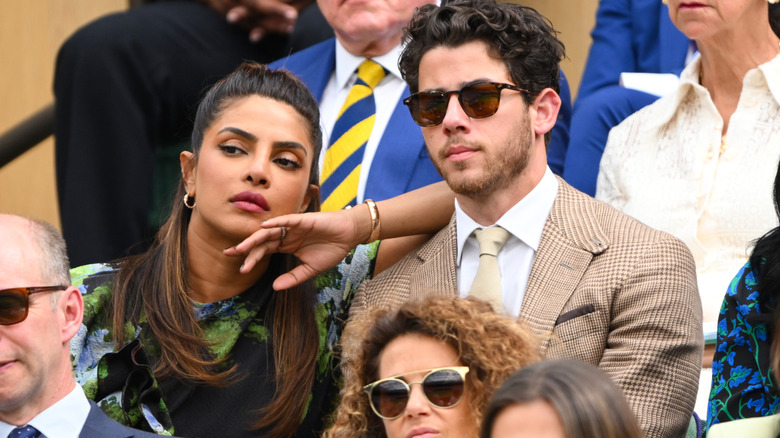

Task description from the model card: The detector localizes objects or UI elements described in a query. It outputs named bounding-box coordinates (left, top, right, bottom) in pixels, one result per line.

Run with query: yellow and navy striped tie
left=321, top=59, right=386, bottom=211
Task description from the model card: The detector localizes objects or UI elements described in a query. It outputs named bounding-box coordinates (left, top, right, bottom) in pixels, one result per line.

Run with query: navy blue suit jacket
left=270, top=39, right=441, bottom=202
left=577, top=0, right=690, bottom=100
left=271, top=38, right=573, bottom=193
left=79, top=402, right=164, bottom=438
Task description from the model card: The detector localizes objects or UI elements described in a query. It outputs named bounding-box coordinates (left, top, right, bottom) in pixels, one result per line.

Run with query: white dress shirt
left=597, top=53, right=780, bottom=338
left=318, top=41, right=408, bottom=204
left=0, top=385, right=91, bottom=438
left=456, top=167, right=559, bottom=316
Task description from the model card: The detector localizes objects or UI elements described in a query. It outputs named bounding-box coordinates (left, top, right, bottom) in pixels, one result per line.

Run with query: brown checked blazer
left=351, top=177, right=703, bottom=438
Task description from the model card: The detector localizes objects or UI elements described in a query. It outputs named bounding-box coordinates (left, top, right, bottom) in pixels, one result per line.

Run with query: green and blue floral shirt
left=707, top=261, right=780, bottom=431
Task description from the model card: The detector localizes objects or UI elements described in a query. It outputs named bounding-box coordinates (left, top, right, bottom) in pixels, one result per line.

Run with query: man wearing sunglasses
left=269, top=0, right=572, bottom=213
left=0, top=214, right=160, bottom=438
left=351, top=1, right=702, bottom=438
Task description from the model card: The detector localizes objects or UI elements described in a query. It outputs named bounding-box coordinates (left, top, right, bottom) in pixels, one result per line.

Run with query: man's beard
left=432, top=119, right=532, bottom=199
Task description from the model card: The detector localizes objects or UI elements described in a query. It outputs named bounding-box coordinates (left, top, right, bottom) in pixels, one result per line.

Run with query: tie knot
left=9, top=425, right=41, bottom=438
left=474, top=226, right=510, bottom=257
left=357, top=59, right=386, bottom=90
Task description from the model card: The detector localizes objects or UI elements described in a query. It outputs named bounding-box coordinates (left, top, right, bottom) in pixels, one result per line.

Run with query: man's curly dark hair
left=399, top=0, right=565, bottom=142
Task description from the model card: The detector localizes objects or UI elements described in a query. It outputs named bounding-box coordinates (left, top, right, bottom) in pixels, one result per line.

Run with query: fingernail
left=284, top=10, right=297, bottom=20
left=240, top=264, right=245, bottom=271
left=249, top=29, right=264, bottom=42
left=226, top=10, right=239, bottom=23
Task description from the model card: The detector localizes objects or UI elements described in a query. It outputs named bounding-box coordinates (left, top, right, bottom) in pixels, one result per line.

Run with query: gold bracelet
left=363, top=199, right=381, bottom=244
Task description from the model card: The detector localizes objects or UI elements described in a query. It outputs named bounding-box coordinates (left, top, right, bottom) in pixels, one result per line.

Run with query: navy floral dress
left=707, top=261, right=780, bottom=431
left=69, top=244, right=377, bottom=437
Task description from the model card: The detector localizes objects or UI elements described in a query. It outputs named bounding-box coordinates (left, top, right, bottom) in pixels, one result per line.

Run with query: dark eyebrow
left=422, top=79, right=494, bottom=93
left=218, top=127, right=257, bottom=142
left=273, top=141, right=308, bottom=157
left=218, top=127, right=308, bottom=157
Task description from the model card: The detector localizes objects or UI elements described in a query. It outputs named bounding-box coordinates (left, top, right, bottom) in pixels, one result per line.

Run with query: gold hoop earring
left=184, top=193, right=196, bottom=209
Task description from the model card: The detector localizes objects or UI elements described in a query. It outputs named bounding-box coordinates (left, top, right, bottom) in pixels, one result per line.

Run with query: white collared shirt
left=456, top=167, right=559, bottom=316
left=318, top=41, right=408, bottom=203
left=597, top=53, right=780, bottom=337
left=0, top=385, right=90, bottom=438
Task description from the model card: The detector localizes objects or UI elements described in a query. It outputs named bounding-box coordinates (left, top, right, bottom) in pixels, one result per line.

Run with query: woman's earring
left=184, top=193, right=196, bottom=209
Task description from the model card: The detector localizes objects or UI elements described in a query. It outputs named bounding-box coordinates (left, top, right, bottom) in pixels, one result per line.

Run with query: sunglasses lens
left=423, top=369, right=465, bottom=408
left=0, top=289, right=27, bottom=324
left=409, top=92, right=447, bottom=127
left=460, top=83, right=501, bottom=118
left=372, top=379, right=410, bottom=419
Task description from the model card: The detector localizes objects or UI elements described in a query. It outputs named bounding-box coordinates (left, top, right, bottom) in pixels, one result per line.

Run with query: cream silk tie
left=469, top=226, right=510, bottom=312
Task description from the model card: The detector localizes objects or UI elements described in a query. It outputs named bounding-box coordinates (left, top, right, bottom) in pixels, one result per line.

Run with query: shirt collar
left=334, top=40, right=403, bottom=89
left=0, top=385, right=91, bottom=438
left=455, top=166, right=558, bottom=265
left=645, top=52, right=780, bottom=130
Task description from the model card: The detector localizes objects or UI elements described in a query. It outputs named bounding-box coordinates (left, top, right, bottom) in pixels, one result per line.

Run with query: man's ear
left=529, top=88, right=561, bottom=138
left=301, top=184, right=320, bottom=213
left=59, top=286, right=83, bottom=344
left=180, top=151, right=197, bottom=195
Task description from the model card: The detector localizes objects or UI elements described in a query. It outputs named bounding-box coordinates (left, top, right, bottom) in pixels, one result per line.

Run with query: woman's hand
left=224, top=207, right=370, bottom=290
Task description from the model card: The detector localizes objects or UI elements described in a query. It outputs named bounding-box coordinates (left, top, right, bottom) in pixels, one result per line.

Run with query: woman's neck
left=697, top=25, right=780, bottom=133
left=185, top=226, right=270, bottom=303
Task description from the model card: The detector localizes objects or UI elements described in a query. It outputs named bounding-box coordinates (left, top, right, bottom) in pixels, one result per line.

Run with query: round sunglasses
left=363, top=366, right=470, bottom=420
left=0, top=286, right=67, bottom=325
left=403, top=81, right=527, bottom=127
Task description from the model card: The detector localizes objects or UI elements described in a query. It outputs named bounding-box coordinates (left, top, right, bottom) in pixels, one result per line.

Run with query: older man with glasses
left=0, top=214, right=161, bottom=438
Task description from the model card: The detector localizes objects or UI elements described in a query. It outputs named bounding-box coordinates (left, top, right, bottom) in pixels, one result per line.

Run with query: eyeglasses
left=403, top=81, right=527, bottom=127
left=0, top=286, right=67, bottom=325
left=364, top=366, right=470, bottom=420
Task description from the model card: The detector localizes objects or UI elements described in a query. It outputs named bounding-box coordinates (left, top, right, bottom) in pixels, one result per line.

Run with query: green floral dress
left=69, top=244, right=378, bottom=437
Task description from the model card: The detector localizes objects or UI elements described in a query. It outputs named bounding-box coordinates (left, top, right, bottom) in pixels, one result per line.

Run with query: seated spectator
left=337, top=0, right=703, bottom=435
left=707, top=159, right=780, bottom=429
left=0, top=214, right=159, bottom=438
left=596, top=0, right=780, bottom=338
left=324, top=297, right=540, bottom=437
left=561, top=0, right=690, bottom=195
left=54, top=0, right=333, bottom=267
left=481, top=359, right=644, bottom=438
left=69, top=62, right=455, bottom=436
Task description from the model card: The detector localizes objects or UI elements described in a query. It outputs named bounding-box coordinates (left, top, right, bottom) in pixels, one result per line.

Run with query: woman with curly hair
left=325, top=297, right=540, bottom=438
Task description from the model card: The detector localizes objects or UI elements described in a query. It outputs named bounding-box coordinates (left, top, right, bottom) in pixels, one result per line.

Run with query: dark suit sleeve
left=577, top=0, right=637, bottom=100
left=546, top=70, right=572, bottom=175
left=601, top=235, right=702, bottom=438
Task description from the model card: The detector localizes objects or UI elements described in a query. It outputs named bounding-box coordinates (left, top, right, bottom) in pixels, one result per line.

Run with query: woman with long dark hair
left=69, top=62, right=452, bottom=437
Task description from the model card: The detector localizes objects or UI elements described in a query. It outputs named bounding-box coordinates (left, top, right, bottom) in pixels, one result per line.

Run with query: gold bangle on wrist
left=363, top=199, right=381, bottom=244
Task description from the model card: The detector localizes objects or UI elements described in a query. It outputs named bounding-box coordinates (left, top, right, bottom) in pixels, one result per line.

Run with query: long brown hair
left=109, top=62, right=323, bottom=436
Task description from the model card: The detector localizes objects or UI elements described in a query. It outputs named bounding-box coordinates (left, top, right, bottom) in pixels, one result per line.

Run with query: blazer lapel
left=272, top=39, right=336, bottom=101
left=520, top=179, right=608, bottom=353
left=408, top=215, right=459, bottom=300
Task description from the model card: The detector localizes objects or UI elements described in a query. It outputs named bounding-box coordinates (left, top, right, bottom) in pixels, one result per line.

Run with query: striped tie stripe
left=321, top=59, right=386, bottom=211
